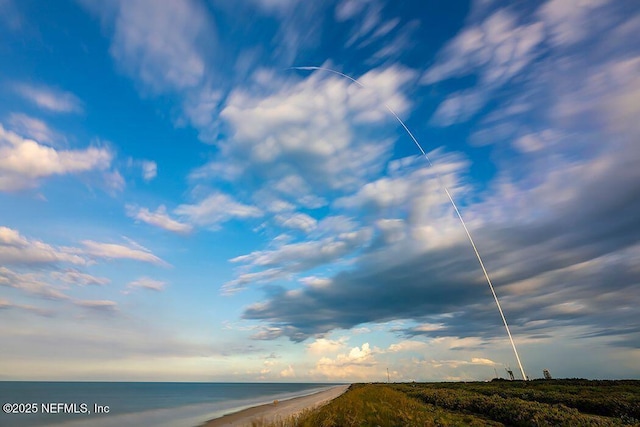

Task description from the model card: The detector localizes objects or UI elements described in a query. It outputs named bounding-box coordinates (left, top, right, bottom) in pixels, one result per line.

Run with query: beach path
left=202, top=384, right=350, bottom=427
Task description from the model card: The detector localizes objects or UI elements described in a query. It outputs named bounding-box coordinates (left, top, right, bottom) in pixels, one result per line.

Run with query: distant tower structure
left=543, top=369, right=552, bottom=380
left=505, top=367, right=515, bottom=381
left=387, top=368, right=390, bottom=383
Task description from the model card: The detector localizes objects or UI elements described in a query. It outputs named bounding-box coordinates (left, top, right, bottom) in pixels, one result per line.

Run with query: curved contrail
left=289, top=65, right=528, bottom=381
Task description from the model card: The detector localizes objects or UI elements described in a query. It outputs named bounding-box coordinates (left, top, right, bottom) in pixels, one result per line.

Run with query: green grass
left=264, top=380, right=640, bottom=427
left=397, top=379, right=640, bottom=421
left=281, top=384, right=500, bottom=426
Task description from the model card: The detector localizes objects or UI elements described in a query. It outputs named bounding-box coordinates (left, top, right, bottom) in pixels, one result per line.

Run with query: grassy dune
left=295, top=383, right=501, bottom=427
left=265, top=380, right=640, bottom=427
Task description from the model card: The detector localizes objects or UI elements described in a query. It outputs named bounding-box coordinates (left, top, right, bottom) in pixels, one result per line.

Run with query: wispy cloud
left=87, top=0, right=211, bottom=93
left=125, top=277, right=166, bottom=292
left=51, top=269, right=110, bottom=286
left=13, top=83, right=84, bottom=114
left=225, top=227, right=372, bottom=294
left=0, top=226, right=85, bottom=266
left=0, top=125, right=113, bottom=191
left=423, top=8, right=544, bottom=126
left=0, top=226, right=170, bottom=271
left=175, top=192, right=262, bottom=229
left=6, top=113, right=61, bottom=145
left=231, top=229, right=371, bottom=272
left=141, top=160, right=157, bottom=181
left=273, top=212, right=317, bottom=233
left=73, top=299, right=118, bottom=313
left=538, top=0, right=612, bottom=47
left=0, top=298, right=54, bottom=317
left=0, top=267, right=70, bottom=300
left=127, top=205, right=193, bottom=234
left=81, top=240, right=169, bottom=266
left=0, top=297, right=52, bottom=316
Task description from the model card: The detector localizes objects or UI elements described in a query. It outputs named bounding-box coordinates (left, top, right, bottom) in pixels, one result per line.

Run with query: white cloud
left=412, top=323, right=446, bottom=333
left=335, top=0, right=367, bottom=21
left=51, top=269, right=110, bottom=286
left=299, top=276, right=332, bottom=289
left=340, top=0, right=383, bottom=48
left=0, top=226, right=86, bottom=266
left=347, top=342, right=372, bottom=360
left=196, top=65, right=413, bottom=203
left=266, top=199, right=296, bottom=213
left=312, top=342, right=378, bottom=379
left=0, top=125, right=113, bottom=191
left=387, top=340, right=429, bottom=353
left=599, top=56, right=640, bottom=138
left=126, top=277, right=166, bottom=292
left=81, top=240, right=168, bottom=266
left=0, top=267, right=70, bottom=300
left=274, top=212, right=317, bottom=233
left=225, top=228, right=372, bottom=292
left=127, top=205, right=193, bottom=234
left=0, top=297, right=51, bottom=316
left=222, top=268, right=289, bottom=295
left=538, top=0, right=611, bottom=47
left=106, top=0, right=211, bottom=92
left=102, top=170, right=126, bottom=194
left=189, top=158, right=243, bottom=183
left=1, top=226, right=30, bottom=246
left=354, top=65, right=415, bottom=119
left=471, top=357, right=498, bottom=366
left=423, top=8, right=544, bottom=126
left=336, top=153, right=468, bottom=230
left=141, top=160, right=157, bottom=181
left=250, top=325, right=290, bottom=340
left=429, top=89, right=488, bottom=127
left=175, top=192, right=262, bottom=228
left=183, top=66, right=417, bottom=278
left=512, top=130, right=560, bottom=153
left=269, top=175, right=327, bottom=209
left=307, top=337, right=348, bottom=355
left=369, top=20, right=418, bottom=63
left=13, top=83, right=84, bottom=114
left=279, top=364, right=295, bottom=378
left=181, top=85, right=222, bottom=143
left=458, top=3, right=638, bottom=151
left=223, top=154, right=467, bottom=293
left=6, top=113, right=60, bottom=144
left=312, top=215, right=361, bottom=237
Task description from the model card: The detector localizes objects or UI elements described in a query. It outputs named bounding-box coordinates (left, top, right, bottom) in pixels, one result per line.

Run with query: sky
left=0, top=0, right=639, bottom=382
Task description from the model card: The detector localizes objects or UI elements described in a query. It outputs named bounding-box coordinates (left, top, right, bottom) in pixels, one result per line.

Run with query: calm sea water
left=0, top=382, right=341, bottom=427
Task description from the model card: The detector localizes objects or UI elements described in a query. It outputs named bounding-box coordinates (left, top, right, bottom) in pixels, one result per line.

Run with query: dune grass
left=261, top=383, right=500, bottom=426
left=259, top=380, right=640, bottom=427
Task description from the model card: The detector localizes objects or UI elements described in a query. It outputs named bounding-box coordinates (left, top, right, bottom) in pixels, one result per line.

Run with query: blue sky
left=1, top=0, right=639, bottom=382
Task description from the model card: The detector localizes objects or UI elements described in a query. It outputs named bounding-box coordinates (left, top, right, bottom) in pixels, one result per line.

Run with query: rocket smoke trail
left=290, top=66, right=528, bottom=381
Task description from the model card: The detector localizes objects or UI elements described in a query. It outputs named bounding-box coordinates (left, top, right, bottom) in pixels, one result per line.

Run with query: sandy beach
left=201, top=384, right=350, bottom=427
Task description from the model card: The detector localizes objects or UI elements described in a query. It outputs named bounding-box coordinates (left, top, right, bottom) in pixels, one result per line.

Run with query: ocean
left=0, top=382, right=340, bottom=427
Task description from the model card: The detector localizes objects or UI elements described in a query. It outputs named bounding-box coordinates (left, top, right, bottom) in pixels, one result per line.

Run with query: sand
left=201, top=384, right=350, bottom=427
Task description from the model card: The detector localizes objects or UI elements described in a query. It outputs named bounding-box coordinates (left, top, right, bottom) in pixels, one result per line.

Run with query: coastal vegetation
left=263, top=380, right=640, bottom=426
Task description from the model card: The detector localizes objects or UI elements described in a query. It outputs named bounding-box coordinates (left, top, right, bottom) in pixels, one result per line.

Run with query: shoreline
left=201, top=384, right=350, bottom=427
